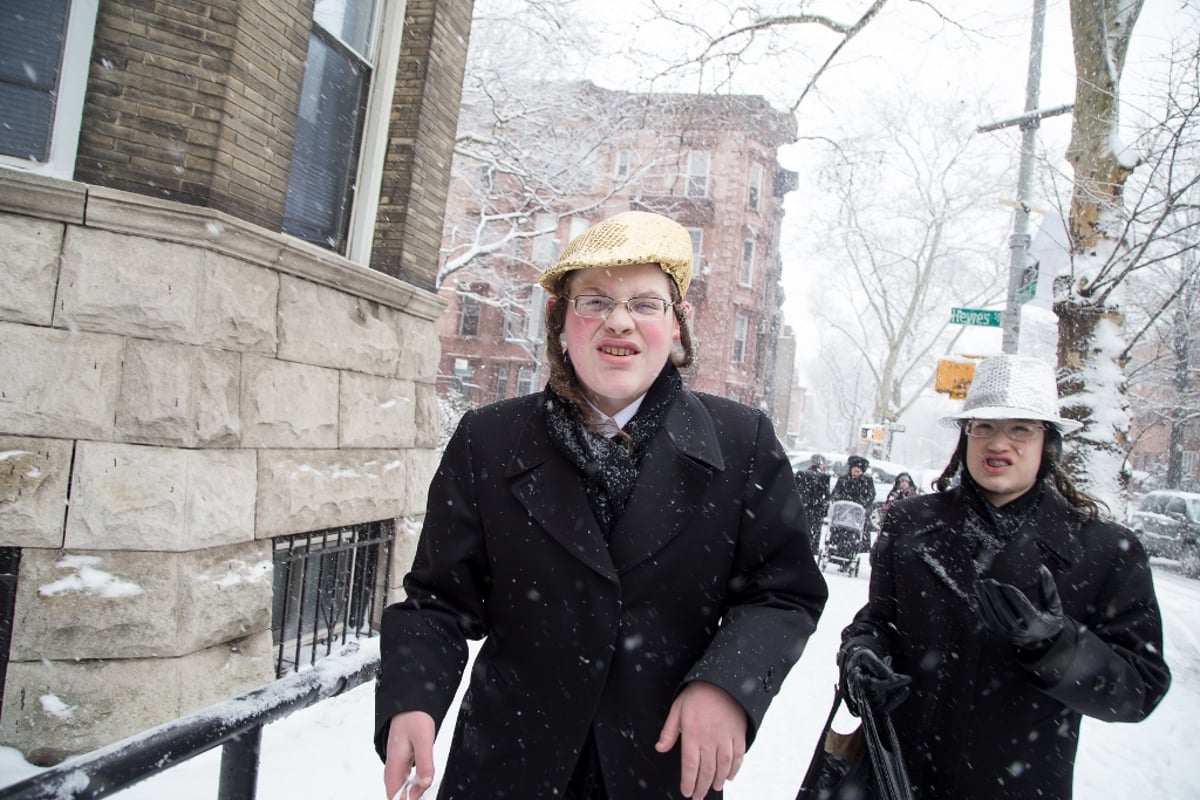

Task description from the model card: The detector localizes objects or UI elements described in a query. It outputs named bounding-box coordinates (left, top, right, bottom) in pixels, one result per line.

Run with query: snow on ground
left=3, top=566, right=1198, bottom=799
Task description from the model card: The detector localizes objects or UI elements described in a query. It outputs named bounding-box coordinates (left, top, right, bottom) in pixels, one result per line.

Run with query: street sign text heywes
left=950, top=307, right=1002, bottom=327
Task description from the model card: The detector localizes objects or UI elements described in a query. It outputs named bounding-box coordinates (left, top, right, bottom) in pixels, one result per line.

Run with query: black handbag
left=795, top=682, right=914, bottom=800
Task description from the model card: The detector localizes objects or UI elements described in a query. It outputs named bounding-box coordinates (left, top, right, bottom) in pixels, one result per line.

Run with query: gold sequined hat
left=537, top=210, right=694, bottom=297
left=939, top=354, right=1082, bottom=434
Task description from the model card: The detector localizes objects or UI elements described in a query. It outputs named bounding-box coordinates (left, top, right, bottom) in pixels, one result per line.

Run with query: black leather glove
left=840, top=647, right=912, bottom=715
left=973, top=564, right=1065, bottom=649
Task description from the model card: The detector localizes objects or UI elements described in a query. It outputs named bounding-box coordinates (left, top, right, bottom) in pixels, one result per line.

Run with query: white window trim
left=733, top=313, right=750, bottom=363
left=344, top=0, right=408, bottom=264
left=740, top=239, right=756, bottom=286
left=614, top=149, right=632, bottom=179
left=687, top=150, right=710, bottom=197
left=688, top=227, right=704, bottom=274
left=749, top=162, right=763, bottom=210
left=1, top=0, right=99, bottom=178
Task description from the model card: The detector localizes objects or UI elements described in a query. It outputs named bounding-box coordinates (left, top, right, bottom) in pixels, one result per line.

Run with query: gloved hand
left=973, top=564, right=1065, bottom=649
left=840, top=647, right=912, bottom=716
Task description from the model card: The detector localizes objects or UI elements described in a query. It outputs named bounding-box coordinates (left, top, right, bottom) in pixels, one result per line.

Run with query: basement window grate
left=271, top=521, right=393, bottom=677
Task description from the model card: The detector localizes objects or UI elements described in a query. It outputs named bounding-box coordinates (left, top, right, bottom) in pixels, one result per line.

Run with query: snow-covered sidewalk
left=3, top=567, right=1197, bottom=798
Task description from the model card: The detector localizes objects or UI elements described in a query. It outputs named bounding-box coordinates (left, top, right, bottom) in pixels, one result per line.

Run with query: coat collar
left=505, top=391, right=724, bottom=579
left=910, top=485, right=1084, bottom=599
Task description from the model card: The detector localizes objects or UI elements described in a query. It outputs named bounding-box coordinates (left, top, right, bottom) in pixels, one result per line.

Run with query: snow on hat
left=537, top=210, right=694, bottom=297
left=939, top=354, right=1082, bottom=434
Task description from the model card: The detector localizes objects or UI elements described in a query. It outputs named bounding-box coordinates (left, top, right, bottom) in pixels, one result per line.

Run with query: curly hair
left=934, top=426, right=1106, bottom=519
left=543, top=270, right=695, bottom=432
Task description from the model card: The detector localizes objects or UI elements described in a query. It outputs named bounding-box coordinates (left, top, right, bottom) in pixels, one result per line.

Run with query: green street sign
left=1016, top=280, right=1037, bottom=305
left=950, top=307, right=1002, bottom=327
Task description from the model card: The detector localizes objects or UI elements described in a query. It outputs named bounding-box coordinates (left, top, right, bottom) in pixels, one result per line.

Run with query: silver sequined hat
left=939, top=354, right=1082, bottom=434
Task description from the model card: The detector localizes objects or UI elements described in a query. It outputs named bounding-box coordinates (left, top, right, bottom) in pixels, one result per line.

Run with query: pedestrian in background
left=830, top=454, right=876, bottom=511
left=838, top=354, right=1171, bottom=799
left=375, top=210, right=828, bottom=800
left=795, top=454, right=833, bottom=553
left=878, top=471, right=918, bottom=522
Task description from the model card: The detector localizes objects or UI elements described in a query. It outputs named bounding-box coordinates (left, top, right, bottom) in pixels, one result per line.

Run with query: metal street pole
left=976, top=1, right=1073, bottom=353
left=1002, top=0, right=1047, bottom=354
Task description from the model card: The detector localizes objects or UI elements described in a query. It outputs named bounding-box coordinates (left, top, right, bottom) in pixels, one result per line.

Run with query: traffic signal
left=935, top=358, right=979, bottom=400
left=859, top=424, right=885, bottom=444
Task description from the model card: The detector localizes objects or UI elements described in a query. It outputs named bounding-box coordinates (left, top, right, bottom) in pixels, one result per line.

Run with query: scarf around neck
left=543, top=365, right=682, bottom=538
left=959, top=470, right=1044, bottom=572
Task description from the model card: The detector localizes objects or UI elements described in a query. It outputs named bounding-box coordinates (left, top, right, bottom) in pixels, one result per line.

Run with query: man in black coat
left=830, top=454, right=876, bottom=511
left=377, top=211, right=828, bottom=800
left=838, top=355, right=1170, bottom=800
left=795, top=454, right=832, bottom=553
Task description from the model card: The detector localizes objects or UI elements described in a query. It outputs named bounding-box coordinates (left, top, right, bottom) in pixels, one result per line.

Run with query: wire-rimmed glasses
left=963, top=419, right=1047, bottom=442
left=567, top=294, right=675, bottom=320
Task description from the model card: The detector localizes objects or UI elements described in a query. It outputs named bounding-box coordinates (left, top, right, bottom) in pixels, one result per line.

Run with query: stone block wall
left=0, top=169, right=444, bottom=763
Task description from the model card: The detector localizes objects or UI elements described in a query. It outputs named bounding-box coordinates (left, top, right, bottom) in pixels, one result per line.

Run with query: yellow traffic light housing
left=935, top=357, right=982, bottom=400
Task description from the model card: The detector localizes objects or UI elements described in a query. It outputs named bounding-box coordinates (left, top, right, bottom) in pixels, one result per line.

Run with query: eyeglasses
left=568, top=294, right=675, bottom=319
left=963, top=419, right=1046, bottom=442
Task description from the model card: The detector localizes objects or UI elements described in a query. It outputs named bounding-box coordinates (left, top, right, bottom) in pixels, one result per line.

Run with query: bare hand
left=654, top=681, right=747, bottom=799
left=383, top=711, right=436, bottom=799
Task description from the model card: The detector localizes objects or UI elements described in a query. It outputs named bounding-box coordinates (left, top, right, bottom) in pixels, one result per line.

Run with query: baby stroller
left=819, top=500, right=868, bottom=576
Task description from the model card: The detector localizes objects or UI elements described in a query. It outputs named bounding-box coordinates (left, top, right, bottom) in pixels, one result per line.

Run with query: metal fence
left=0, top=517, right=395, bottom=799
left=271, top=520, right=393, bottom=677
left=0, top=641, right=379, bottom=800
left=0, top=547, right=19, bottom=719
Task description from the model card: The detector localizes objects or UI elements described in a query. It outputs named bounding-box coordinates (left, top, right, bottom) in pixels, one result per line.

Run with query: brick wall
left=372, top=0, right=475, bottom=290
left=75, top=1, right=308, bottom=230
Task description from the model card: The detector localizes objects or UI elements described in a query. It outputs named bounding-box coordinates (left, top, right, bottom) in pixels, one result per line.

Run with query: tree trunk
left=1167, top=281, right=1195, bottom=488
left=1053, top=300, right=1127, bottom=479
left=1056, top=0, right=1144, bottom=509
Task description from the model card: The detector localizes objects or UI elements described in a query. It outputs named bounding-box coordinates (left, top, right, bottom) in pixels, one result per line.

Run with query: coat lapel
left=912, top=494, right=977, bottom=603
left=609, top=392, right=723, bottom=573
left=504, top=392, right=724, bottom=579
left=987, top=489, right=1083, bottom=584
left=505, top=410, right=617, bottom=581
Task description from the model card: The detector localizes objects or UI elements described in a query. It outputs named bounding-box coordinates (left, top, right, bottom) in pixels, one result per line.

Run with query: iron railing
left=271, top=520, right=393, bottom=677
left=0, top=641, right=379, bottom=800
left=0, top=547, right=20, bottom=719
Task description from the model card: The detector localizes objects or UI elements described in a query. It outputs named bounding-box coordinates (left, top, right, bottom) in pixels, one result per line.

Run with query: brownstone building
left=433, top=81, right=799, bottom=431
left=1125, top=322, right=1200, bottom=492
left=0, top=0, right=471, bottom=762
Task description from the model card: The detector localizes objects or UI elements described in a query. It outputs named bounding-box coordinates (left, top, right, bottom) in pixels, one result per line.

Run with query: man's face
left=849, top=466, right=863, bottom=478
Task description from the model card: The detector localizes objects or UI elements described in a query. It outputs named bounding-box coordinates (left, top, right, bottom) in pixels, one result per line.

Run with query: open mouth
left=600, top=345, right=637, bottom=356
left=982, top=457, right=1012, bottom=470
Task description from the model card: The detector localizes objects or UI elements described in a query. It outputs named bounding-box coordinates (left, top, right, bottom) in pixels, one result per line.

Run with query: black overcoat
left=795, top=469, right=832, bottom=526
left=830, top=472, right=875, bottom=511
left=842, top=488, right=1171, bottom=800
left=376, top=389, right=828, bottom=798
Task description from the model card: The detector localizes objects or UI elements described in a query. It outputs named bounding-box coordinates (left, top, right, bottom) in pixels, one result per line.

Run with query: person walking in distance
left=795, top=454, right=833, bottom=554
left=830, top=454, right=876, bottom=511
left=878, top=471, right=918, bottom=522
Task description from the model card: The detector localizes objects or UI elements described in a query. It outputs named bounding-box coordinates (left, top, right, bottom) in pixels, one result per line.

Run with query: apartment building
left=433, top=81, right=800, bottom=432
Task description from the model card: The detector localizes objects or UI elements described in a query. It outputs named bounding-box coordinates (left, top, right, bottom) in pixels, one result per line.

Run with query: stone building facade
left=0, top=0, right=472, bottom=763
left=434, top=82, right=799, bottom=432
